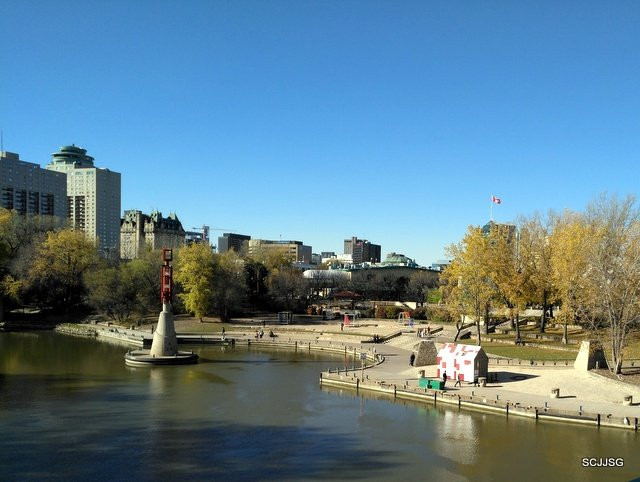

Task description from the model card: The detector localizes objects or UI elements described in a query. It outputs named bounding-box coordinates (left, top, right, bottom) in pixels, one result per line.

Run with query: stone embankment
left=56, top=323, right=98, bottom=337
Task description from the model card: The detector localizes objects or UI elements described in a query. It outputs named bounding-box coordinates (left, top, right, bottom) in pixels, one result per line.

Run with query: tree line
left=0, top=209, right=435, bottom=324
left=441, top=194, right=640, bottom=374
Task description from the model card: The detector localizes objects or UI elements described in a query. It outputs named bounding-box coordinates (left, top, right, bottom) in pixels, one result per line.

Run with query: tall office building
left=482, top=221, right=517, bottom=244
left=0, top=151, right=67, bottom=217
left=343, top=236, right=381, bottom=264
left=218, top=233, right=251, bottom=253
left=120, top=210, right=185, bottom=260
left=46, top=145, right=121, bottom=255
left=248, top=239, right=312, bottom=263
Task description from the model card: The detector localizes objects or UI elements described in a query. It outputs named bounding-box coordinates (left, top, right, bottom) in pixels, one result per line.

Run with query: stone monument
left=125, top=248, right=198, bottom=366
left=414, top=340, right=438, bottom=367
left=574, top=340, right=608, bottom=371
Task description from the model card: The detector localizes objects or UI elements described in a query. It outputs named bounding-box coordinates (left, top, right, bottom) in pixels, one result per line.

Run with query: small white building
left=436, top=343, right=488, bottom=383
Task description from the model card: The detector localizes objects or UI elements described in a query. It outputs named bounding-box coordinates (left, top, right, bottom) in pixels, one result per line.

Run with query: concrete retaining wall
left=319, top=373, right=639, bottom=432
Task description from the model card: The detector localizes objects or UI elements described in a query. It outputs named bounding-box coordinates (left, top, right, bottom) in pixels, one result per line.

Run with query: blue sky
left=2, top=1, right=639, bottom=266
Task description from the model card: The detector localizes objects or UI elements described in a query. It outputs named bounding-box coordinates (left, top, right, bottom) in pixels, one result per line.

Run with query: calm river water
left=0, top=332, right=638, bottom=481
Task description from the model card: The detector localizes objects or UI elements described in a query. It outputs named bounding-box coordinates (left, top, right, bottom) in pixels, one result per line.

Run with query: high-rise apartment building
left=218, top=233, right=251, bottom=253
left=46, top=145, right=121, bottom=255
left=0, top=151, right=67, bottom=217
left=343, top=236, right=381, bottom=264
left=120, top=210, right=185, bottom=260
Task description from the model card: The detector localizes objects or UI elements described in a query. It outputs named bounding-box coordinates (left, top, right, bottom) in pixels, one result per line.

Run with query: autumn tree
left=212, top=250, right=246, bottom=321
left=524, top=214, right=557, bottom=333
left=174, top=243, right=216, bottom=321
left=550, top=211, right=591, bottom=344
left=174, top=244, right=247, bottom=321
left=0, top=210, right=64, bottom=315
left=27, top=229, right=100, bottom=312
left=444, top=227, right=494, bottom=344
left=582, top=194, right=640, bottom=374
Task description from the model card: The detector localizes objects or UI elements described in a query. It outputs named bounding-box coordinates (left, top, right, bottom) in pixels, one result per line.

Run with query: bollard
left=551, top=388, right=560, bottom=399
left=623, top=395, right=633, bottom=406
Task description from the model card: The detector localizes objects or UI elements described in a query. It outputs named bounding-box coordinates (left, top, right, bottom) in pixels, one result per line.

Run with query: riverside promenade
left=69, top=318, right=640, bottom=431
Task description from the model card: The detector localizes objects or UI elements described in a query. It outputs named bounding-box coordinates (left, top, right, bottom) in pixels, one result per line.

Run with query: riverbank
left=57, top=317, right=640, bottom=432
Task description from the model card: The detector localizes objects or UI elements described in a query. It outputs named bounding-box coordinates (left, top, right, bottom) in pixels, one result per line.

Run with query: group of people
left=254, top=329, right=277, bottom=339
left=416, top=326, right=431, bottom=338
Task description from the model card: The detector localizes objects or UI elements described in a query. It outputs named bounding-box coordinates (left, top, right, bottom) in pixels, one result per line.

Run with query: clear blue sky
left=2, top=1, right=639, bottom=266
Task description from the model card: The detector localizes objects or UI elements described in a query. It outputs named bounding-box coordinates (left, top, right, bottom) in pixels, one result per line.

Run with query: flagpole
left=490, top=196, right=493, bottom=221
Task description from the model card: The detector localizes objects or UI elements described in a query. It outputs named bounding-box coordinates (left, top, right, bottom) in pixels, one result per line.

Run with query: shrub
left=385, top=306, right=404, bottom=319
left=413, top=306, right=429, bottom=320
left=428, top=306, right=454, bottom=323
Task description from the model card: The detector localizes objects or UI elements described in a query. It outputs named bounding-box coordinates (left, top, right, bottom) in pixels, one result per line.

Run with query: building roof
left=437, top=343, right=486, bottom=359
left=50, top=145, right=95, bottom=167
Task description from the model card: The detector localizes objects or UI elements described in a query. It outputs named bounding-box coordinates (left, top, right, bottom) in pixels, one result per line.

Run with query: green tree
left=127, top=248, right=163, bottom=313
left=244, top=258, right=269, bottom=310
left=85, top=263, right=138, bottom=323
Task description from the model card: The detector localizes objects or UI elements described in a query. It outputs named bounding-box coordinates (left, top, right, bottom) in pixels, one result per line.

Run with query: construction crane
left=189, top=225, right=237, bottom=243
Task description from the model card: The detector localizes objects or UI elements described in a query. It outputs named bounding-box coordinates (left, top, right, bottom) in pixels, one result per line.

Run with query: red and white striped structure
left=436, top=343, right=488, bottom=382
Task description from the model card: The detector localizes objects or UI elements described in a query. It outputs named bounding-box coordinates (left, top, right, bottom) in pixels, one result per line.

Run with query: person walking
left=442, top=372, right=448, bottom=387
left=409, top=353, right=416, bottom=366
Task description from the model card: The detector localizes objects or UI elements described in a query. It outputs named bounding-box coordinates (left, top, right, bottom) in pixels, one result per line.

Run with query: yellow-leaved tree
left=550, top=211, right=591, bottom=344
left=174, top=245, right=246, bottom=322
left=174, top=243, right=216, bottom=321
left=444, top=226, right=494, bottom=344
left=28, top=229, right=100, bottom=312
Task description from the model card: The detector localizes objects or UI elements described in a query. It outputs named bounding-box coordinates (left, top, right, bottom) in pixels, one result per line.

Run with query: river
left=0, top=332, right=637, bottom=481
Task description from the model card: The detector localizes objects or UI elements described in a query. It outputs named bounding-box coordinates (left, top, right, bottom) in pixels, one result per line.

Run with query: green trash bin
left=418, top=378, right=429, bottom=389
left=430, top=380, right=444, bottom=390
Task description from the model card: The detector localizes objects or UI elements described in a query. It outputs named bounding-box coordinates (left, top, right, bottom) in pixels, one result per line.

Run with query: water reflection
left=435, top=410, right=479, bottom=466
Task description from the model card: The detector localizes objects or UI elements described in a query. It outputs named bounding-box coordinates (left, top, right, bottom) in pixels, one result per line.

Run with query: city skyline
left=2, top=1, right=639, bottom=265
